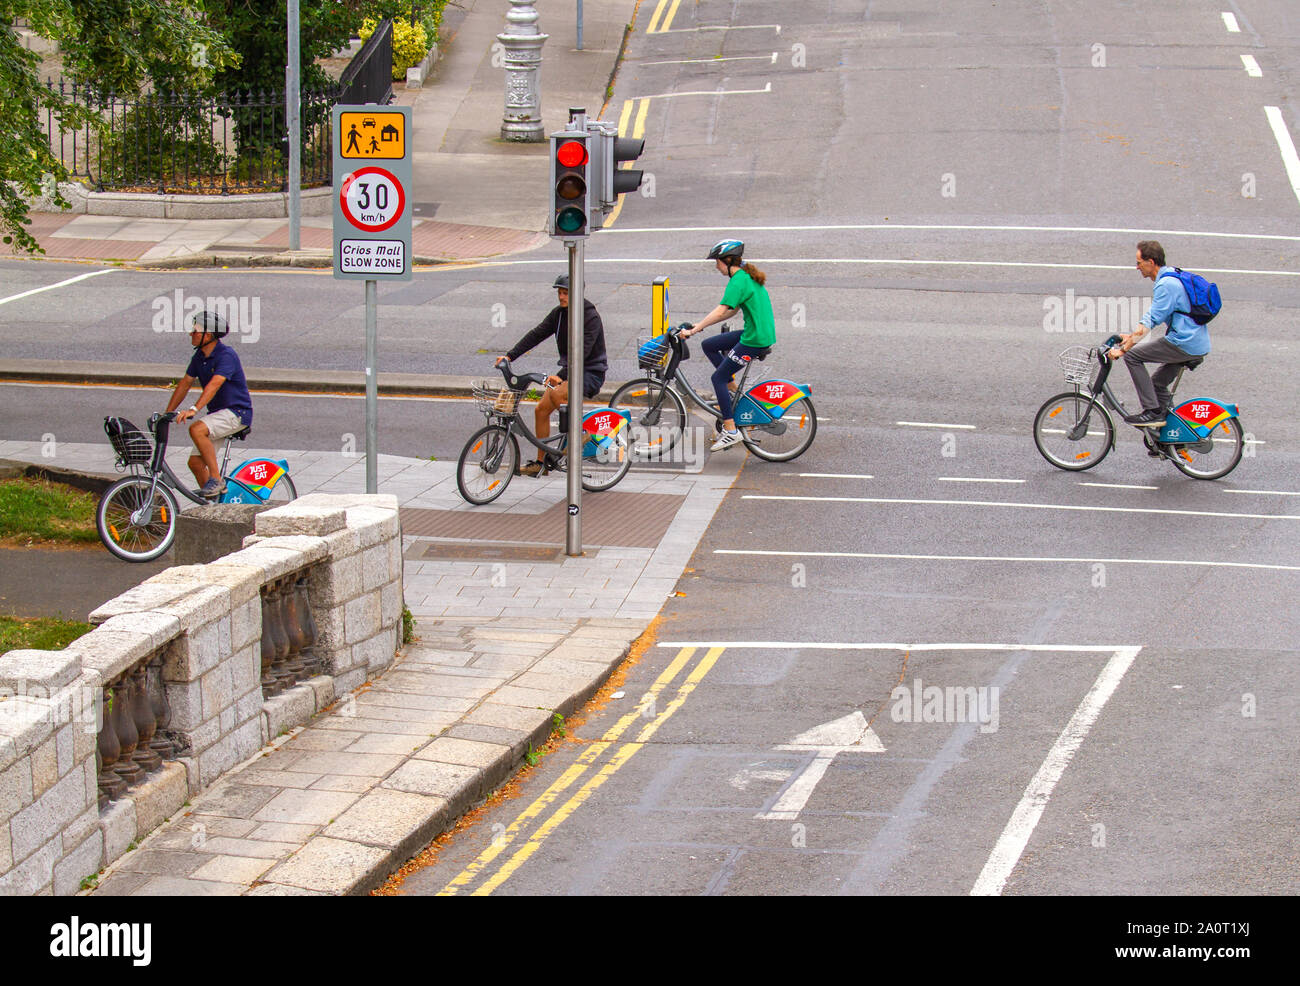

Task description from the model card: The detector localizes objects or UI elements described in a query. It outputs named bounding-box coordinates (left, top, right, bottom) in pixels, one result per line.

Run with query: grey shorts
left=194, top=408, right=246, bottom=444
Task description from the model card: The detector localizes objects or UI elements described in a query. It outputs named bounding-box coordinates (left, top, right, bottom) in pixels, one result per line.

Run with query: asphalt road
left=3, top=0, right=1298, bottom=898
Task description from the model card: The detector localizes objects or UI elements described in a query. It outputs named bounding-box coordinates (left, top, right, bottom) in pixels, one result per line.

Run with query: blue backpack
left=1159, top=267, right=1222, bottom=325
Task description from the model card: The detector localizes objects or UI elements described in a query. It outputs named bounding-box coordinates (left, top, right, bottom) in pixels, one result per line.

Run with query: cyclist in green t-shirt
left=681, top=239, right=776, bottom=450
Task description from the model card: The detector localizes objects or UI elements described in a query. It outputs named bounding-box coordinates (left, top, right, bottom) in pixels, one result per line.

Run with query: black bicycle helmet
left=189, top=312, right=231, bottom=351
left=706, top=238, right=744, bottom=263
left=553, top=274, right=570, bottom=290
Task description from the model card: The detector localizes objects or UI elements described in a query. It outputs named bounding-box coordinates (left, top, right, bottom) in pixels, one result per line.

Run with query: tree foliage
left=1, top=1, right=230, bottom=252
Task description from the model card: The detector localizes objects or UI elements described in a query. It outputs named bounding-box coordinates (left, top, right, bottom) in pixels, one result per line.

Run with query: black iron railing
left=41, top=19, right=395, bottom=194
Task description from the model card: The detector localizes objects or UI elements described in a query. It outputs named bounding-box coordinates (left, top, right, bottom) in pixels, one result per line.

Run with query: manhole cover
left=404, top=540, right=567, bottom=562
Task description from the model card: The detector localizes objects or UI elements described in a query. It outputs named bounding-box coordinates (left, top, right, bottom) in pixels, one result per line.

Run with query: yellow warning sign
left=339, top=111, right=406, bottom=159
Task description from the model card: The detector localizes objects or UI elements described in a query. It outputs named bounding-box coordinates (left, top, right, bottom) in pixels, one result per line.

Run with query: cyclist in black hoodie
left=496, top=274, right=608, bottom=476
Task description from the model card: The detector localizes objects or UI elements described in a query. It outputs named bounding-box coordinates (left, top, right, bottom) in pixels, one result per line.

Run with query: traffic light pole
left=565, top=239, right=583, bottom=556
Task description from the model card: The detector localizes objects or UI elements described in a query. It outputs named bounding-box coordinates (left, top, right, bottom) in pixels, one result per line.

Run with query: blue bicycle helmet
left=707, top=239, right=744, bottom=263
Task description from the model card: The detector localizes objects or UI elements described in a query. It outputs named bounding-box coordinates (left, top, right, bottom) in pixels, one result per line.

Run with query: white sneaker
left=710, top=429, right=743, bottom=452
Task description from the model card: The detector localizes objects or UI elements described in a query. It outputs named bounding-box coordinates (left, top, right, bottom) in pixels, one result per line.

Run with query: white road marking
left=642, top=55, right=774, bottom=65
left=1223, top=488, right=1300, bottom=496
left=603, top=222, right=1300, bottom=244
left=972, top=647, right=1141, bottom=896
left=658, top=24, right=782, bottom=34
left=632, top=83, right=772, bottom=100
left=658, top=642, right=1137, bottom=653
left=1078, top=482, right=1158, bottom=490
left=897, top=421, right=976, bottom=430
left=938, top=477, right=1025, bottom=484
left=780, top=472, right=873, bottom=479
left=741, top=494, right=1300, bottom=522
left=1241, top=54, right=1263, bottom=77
left=1222, top=12, right=1240, bottom=32
left=424, top=258, right=1300, bottom=278
left=712, top=548, right=1300, bottom=573
left=0, top=268, right=118, bottom=308
left=1265, top=106, right=1300, bottom=208
left=757, top=712, right=886, bottom=820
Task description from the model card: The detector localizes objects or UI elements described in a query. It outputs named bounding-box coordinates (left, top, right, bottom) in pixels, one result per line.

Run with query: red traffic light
left=556, top=140, right=588, bottom=168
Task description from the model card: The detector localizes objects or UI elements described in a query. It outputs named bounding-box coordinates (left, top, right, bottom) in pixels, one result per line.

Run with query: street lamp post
left=499, top=0, right=548, bottom=141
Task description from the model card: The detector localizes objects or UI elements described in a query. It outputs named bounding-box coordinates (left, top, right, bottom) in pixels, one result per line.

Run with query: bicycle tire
left=267, top=473, right=297, bottom=501
left=97, top=476, right=181, bottom=562
left=741, top=396, right=818, bottom=462
left=1168, top=417, right=1244, bottom=480
left=581, top=426, right=633, bottom=492
left=610, top=378, right=688, bottom=459
left=457, top=425, right=519, bottom=505
left=1033, top=392, right=1113, bottom=471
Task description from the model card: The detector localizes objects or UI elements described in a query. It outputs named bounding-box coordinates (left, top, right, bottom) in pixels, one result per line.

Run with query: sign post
left=332, top=104, right=413, bottom=494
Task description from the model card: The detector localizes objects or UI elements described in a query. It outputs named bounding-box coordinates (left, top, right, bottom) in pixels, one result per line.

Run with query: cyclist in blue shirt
left=163, top=311, right=254, bottom=497
left=1108, top=240, right=1211, bottom=426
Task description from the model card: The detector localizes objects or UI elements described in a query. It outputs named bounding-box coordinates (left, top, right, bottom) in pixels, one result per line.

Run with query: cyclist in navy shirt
left=164, top=311, right=253, bottom=498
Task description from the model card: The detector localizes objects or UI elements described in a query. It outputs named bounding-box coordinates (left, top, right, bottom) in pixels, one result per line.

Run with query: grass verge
left=0, top=476, right=100, bottom=547
left=0, top=615, right=94, bottom=652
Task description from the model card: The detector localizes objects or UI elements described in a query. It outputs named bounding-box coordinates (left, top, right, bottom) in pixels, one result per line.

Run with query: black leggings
left=702, top=330, right=768, bottom=420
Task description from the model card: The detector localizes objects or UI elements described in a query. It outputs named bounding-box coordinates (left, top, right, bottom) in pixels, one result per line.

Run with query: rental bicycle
left=97, top=411, right=296, bottom=561
left=456, top=360, right=632, bottom=505
left=609, top=323, right=817, bottom=462
left=1032, top=335, right=1244, bottom=479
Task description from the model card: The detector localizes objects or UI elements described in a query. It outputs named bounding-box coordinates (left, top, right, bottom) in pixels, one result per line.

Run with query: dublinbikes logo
left=151, top=289, right=261, bottom=343
left=1043, top=290, right=1151, bottom=334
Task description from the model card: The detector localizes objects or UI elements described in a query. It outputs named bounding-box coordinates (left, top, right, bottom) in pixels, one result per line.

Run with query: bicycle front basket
left=472, top=381, right=523, bottom=416
left=1057, top=347, right=1094, bottom=386
left=104, top=416, right=152, bottom=464
left=636, top=334, right=671, bottom=370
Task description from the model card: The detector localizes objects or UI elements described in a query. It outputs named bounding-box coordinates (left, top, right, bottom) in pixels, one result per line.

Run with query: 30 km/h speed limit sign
left=339, top=167, right=405, bottom=233
left=332, top=104, right=412, bottom=282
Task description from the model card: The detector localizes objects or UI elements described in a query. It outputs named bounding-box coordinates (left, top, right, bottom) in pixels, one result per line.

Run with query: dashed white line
left=897, top=421, right=977, bottom=430
left=714, top=549, right=1300, bottom=573
left=1265, top=106, right=1300, bottom=209
left=740, top=494, right=1300, bottom=522
left=780, top=472, right=873, bottom=479
left=1222, top=12, right=1240, bottom=32
left=938, top=477, right=1025, bottom=485
left=0, top=269, right=118, bottom=307
left=632, top=83, right=772, bottom=100
left=1241, top=54, right=1262, bottom=77
left=1223, top=488, right=1300, bottom=496
left=1078, top=482, right=1158, bottom=490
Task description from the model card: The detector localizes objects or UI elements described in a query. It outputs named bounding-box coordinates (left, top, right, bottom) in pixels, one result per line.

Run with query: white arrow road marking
left=756, top=711, right=886, bottom=820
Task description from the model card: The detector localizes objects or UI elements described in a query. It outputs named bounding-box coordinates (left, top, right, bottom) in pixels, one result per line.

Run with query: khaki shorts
left=194, top=408, right=246, bottom=444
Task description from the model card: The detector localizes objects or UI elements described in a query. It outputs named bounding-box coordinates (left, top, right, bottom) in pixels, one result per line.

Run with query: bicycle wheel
left=97, top=477, right=180, bottom=562
left=1033, top=392, right=1113, bottom=471
left=581, top=426, right=632, bottom=492
left=742, top=396, right=818, bottom=462
left=1168, top=417, right=1244, bottom=480
left=610, top=378, right=687, bottom=459
left=265, top=473, right=297, bottom=502
left=457, top=425, right=519, bottom=505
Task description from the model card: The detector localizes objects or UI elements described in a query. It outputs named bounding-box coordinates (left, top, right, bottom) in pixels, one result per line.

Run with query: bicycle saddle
left=230, top=426, right=251, bottom=441
left=1184, top=357, right=1204, bottom=371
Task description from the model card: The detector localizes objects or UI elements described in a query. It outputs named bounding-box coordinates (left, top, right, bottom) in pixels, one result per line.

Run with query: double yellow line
left=438, top=646, right=725, bottom=895
left=646, top=0, right=683, bottom=34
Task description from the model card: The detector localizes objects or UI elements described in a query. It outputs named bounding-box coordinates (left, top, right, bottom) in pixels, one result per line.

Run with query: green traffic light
left=556, top=206, right=586, bottom=233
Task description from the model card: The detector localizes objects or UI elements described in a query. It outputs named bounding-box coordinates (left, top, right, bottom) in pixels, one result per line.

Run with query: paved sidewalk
left=12, top=0, right=637, bottom=267
left=0, top=438, right=742, bottom=894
